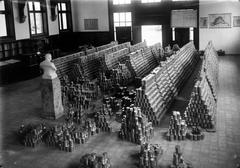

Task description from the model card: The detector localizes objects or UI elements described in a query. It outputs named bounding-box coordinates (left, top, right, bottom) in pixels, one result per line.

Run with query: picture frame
left=200, top=17, right=208, bottom=28
left=84, top=19, right=99, bottom=30
left=209, top=13, right=231, bottom=28
left=233, top=16, right=240, bottom=27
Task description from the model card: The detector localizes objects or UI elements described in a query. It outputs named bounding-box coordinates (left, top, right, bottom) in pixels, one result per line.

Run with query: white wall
left=71, top=0, right=109, bottom=32
left=12, top=0, right=59, bottom=40
left=46, top=0, right=59, bottom=36
left=199, top=1, right=240, bottom=54
left=12, top=0, right=30, bottom=40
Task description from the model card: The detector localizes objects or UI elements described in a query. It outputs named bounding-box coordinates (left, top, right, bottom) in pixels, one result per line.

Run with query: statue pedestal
left=41, top=77, right=64, bottom=120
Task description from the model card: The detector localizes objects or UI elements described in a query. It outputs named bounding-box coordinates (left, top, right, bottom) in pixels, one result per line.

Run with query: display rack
left=53, top=51, right=85, bottom=81
left=135, top=42, right=198, bottom=125
left=184, top=41, right=218, bottom=130
left=129, top=41, right=147, bottom=52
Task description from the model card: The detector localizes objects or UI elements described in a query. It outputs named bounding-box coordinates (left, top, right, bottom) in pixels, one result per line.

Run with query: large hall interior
left=1, top=0, right=240, bottom=168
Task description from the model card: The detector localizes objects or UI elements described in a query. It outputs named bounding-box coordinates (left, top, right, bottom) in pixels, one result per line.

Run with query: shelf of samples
left=126, top=48, right=158, bottom=78
left=96, top=41, right=118, bottom=52
left=79, top=42, right=131, bottom=80
left=101, top=48, right=130, bottom=71
left=85, top=48, right=96, bottom=55
left=98, top=62, right=133, bottom=91
left=53, top=42, right=125, bottom=82
left=79, top=52, right=101, bottom=80
left=203, top=41, right=219, bottom=101
left=53, top=51, right=85, bottom=81
left=129, top=41, right=147, bottom=52
left=97, top=42, right=131, bottom=61
left=184, top=41, right=218, bottom=130
left=135, top=42, right=198, bottom=125
left=98, top=41, right=160, bottom=90
left=149, top=42, right=163, bottom=62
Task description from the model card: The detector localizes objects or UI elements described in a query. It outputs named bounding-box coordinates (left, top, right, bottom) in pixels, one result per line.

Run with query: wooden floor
left=1, top=55, right=240, bottom=168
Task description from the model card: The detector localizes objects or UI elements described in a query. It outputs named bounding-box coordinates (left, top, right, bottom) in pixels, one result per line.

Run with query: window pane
left=119, top=0, right=123, bottom=4
left=58, top=14, right=62, bottom=30
left=119, top=13, right=125, bottom=22
left=58, top=3, right=61, bottom=10
left=61, top=3, right=66, bottom=11
left=113, top=13, right=119, bottom=22
left=30, top=13, right=35, bottom=34
left=125, top=0, right=131, bottom=4
left=0, top=1, right=5, bottom=11
left=34, top=2, right=41, bottom=11
left=189, top=27, right=194, bottom=41
left=114, top=22, right=119, bottom=28
left=28, top=1, right=33, bottom=11
left=113, top=0, right=118, bottom=5
left=35, top=13, right=43, bottom=34
left=113, top=0, right=131, bottom=5
left=142, top=0, right=161, bottom=3
left=62, top=13, right=67, bottom=29
left=0, top=14, right=7, bottom=36
left=119, top=22, right=125, bottom=26
left=172, top=28, right=175, bottom=41
left=126, top=22, right=131, bottom=26
left=126, top=12, right=131, bottom=22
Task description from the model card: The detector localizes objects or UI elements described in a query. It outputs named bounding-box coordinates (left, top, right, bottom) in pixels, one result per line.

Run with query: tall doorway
left=141, top=25, right=162, bottom=46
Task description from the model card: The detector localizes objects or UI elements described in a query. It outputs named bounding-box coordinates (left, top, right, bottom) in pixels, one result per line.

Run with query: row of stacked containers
left=184, top=41, right=219, bottom=130
left=135, top=42, right=199, bottom=125
left=53, top=40, right=163, bottom=86
left=53, top=40, right=218, bottom=129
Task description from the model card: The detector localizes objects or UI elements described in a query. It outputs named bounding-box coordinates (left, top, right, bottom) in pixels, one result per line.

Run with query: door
left=175, top=28, right=189, bottom=47
left=116, top=27, right=132, bottom=44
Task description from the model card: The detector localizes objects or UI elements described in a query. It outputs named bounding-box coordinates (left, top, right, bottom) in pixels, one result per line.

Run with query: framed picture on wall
left=84, top=19, right=99, bottom=30
left=200, top=17, right=208, bottom=28
left=233, top=16, right=240, bottom=27
left=209, top=13, right=231, bottom=28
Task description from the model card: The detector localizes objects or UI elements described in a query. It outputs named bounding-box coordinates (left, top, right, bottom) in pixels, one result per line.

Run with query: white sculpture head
left=45, top=53, right=52, bottom=61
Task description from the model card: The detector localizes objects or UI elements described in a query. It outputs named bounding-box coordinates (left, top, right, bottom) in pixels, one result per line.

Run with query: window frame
left=0, top=0, right=15, bottom=42
left=189, top=27, right=194, bottom=41
left=141, top=0, right=162, bottom=3
left=27, top=0, right=48, bottom=38
left=113, top=0, right=131, bottom=5
left=57, top=0, right=72, bottom=33
left=113, top=12, right=132, bottom=40
left=172, top=27, right=175, bottom=41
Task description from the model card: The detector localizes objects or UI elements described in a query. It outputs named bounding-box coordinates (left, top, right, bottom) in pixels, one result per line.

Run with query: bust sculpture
left=40, top=53, right=58, bottom=79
